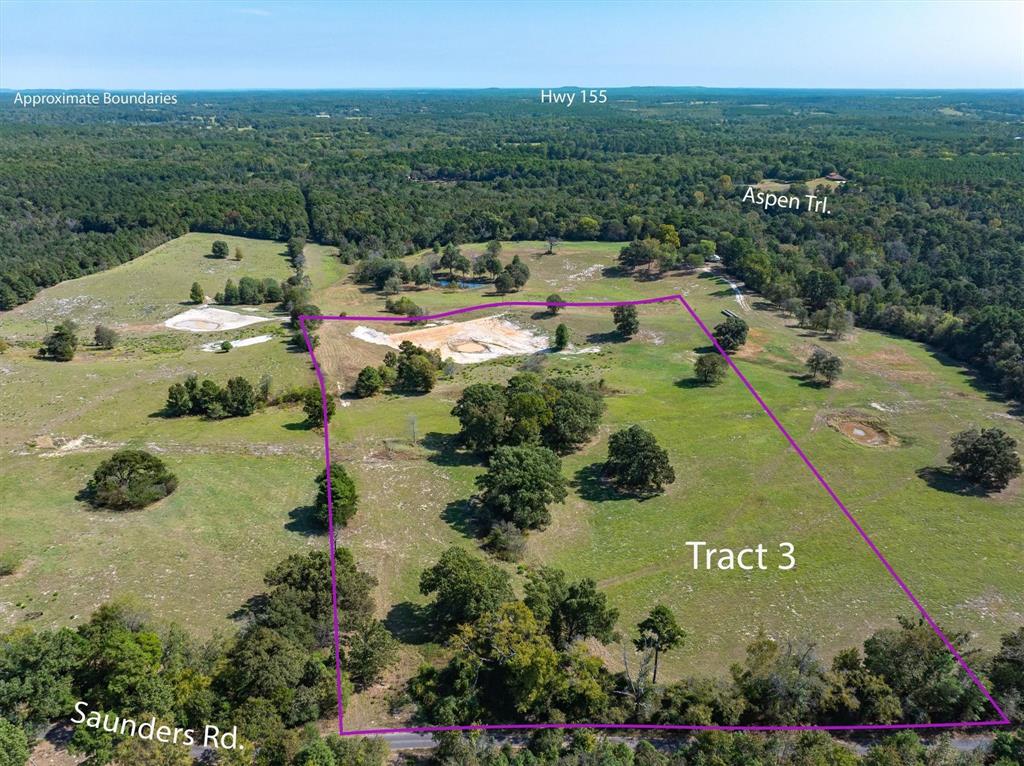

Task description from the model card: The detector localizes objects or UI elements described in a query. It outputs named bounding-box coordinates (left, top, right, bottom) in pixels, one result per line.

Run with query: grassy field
left=0, top=233, right=342, bottom=635
left=1, top=238, right=1021, bottom=731
left=307, top=241, right=1023, bottom=725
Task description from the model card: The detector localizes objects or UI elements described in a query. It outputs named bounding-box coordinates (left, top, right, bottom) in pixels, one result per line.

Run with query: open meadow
left=1, top=237, right=1021, bottom=731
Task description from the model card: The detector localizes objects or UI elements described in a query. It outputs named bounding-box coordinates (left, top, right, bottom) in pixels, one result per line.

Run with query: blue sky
left=1, top=0, right=1021, bottom=89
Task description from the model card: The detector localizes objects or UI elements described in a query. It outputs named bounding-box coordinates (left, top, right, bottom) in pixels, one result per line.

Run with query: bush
left=40, top=320, right=77, bottom=361
left=314, top=462, right=358, bottom=529
left=694, top=353, right=727, bottom=385
left=354, top=366, right=384, bottom=398
left=948, top=427, right=1022, bottom=490
left=84, top=449, right=178, bottom=510
left=713, top=316, right=748, bottom=352
left=612, top=305, right=640, bottom=337
left=554, top=323, right=570, bottom=350
left=486, top=521, right=528, bottom=561
left=605, top=425, right=675, bottom=495
left=303, top=387, right=335, bottom=427
left=212, top=240, right=229, bottom=258
left=93, top=324, right=118, bottom=349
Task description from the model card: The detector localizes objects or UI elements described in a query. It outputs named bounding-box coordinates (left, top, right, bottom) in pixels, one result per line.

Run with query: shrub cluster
left=213, top=275, right=284, bottom=305
left=354, top=340, right=444, bottom=398
left=165, top=373, right=267, bottom=419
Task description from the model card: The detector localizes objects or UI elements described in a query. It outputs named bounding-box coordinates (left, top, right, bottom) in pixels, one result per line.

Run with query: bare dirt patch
left=164, top=306, right=275, bottom=333
left=860, top=347, right=935, bottom=383
left=351, top=315, right=549, bottom=364
left=826, top=414, right=897, bottom=447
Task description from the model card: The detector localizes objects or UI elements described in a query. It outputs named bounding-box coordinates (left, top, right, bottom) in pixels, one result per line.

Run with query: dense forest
left=1, top=88, right=1022, bottom=396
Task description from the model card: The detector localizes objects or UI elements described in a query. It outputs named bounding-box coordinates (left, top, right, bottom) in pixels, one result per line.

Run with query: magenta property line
left=300, top=293, right=1010, bottom=737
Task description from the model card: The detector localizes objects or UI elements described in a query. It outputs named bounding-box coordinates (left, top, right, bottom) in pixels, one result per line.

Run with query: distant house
left=825, top=172, right=847, bottom=182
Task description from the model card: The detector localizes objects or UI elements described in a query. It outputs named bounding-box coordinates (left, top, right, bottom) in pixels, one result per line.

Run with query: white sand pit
left=200, top=334, right=274, bottom=352
left=351, top=315, right=549, bottom=364
left=165, top=307, right=274, bottom=333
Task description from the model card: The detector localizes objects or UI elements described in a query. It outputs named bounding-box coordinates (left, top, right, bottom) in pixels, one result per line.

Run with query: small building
left=825, top=172, right=847, bottom=182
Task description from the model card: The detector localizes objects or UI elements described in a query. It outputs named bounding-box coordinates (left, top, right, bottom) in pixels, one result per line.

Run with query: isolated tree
left=546, top=236, right=559, bottom=254
left=494, top=271, right=514, bottom=294
left=93, top=324, right=118, bottom=349
left=694, top=352, right=728, bottom=385
left=220, top=340, right=232, bottom=353
left=947, top=427, right=1021, bottom=491
left=419, top=546, right=514, bottom=637
left=314, top=462, right=358, bottom=529
left=212, top=240, right=229, bottom=259
left=303, top=387, right=335, bottom=428
left=712, top=316, right=749, bottom=352
left=547, top=293, right=564, bottom=314
left=85, top=449, right=178, bottom=510
left=635, top=605, right=685, bottom=683
left=189, top=281, right=205, bottom=304
left=477, top=445, right=568, bottom=530
left=485, top=239, right=503, bottom=258
left=225, top=376, right=257, bottom=416
left=605, top=425, right=675, bottom=495
left=554, top=323, right=570, bottom=351
left=354, top=366, right=384, bottom=398
left=612, top=305, right=640, bottom=337
left=452, top=383, right=507, bottom=454
left=234, top=245, right=244, bottom=261
left=806, top=348, right=843, bottom=385
left=41, top=320, right=78, bottom=361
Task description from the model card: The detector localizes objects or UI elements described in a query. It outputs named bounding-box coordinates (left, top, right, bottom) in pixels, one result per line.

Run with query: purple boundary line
left=300, top=294, right=1010, bottom=737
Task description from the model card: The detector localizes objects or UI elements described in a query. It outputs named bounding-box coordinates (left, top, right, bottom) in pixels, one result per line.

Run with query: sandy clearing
left=165, top=307, right=275, bottom=333
left=200, top=334, right=274, bottom=352
left=350, top=315, right=549, bottom=364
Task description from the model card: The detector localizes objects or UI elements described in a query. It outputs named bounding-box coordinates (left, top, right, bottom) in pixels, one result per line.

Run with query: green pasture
left=1, top=235, right=1021, bottom=720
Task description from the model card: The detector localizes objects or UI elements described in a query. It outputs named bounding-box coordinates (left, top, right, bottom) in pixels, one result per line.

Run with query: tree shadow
left=229, top=593, right=268, bottom=622
left=573, top=462, right=624, bottom=503
left=531, top=310, right=558, bottom=320
left=789, top=373, right=827, bottom=389
left=285, top=505, right=321, bottom=536
left=752, top=301, right=777, bottom=312
left=384, top=601, right=434, bottom=645
left=441, top=499, right=484, bottom=540
left=423, top=431, right=481, bottom=468
left=284, top=420, right=314, bottom=431
left=916, top=467, right=990, bottom=497
left=694, top=345, right=716, bottom=354
left=601, top=265, right=628, bottom=279
left=586, top=331, right=628, bottom=345
left=675, top=377, right=709, bottom=389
